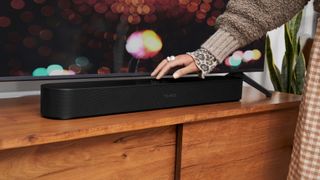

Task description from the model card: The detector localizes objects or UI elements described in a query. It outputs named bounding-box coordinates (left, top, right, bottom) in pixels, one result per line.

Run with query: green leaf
left=291, top=37, right=303, bottom=94
left=265, top=35, right=282, bottom=91
left=288, top=11, right=303, bottom=49
left=294, top=50, right=306, bottom=94
left=297, top=37, right=301, bottom=53
left=292, top=74, right=298, bottom=94
left=266, top=10, right=305, bottom=95
left=284, top=24, right=295, bottom=93
left=281, top=55, right=289, bottom=92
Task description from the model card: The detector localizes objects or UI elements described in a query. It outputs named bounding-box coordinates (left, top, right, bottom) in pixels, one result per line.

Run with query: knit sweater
left=199, top=0, right=312, bottom=66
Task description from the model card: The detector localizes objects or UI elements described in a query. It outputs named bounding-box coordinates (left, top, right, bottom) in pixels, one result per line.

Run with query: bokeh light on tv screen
left=0, top=0, right=265, bottom=79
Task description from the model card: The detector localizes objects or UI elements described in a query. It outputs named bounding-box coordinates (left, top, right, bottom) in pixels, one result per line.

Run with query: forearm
left=203, top=0, right=309, bottom=63
left=191, top=0, right=309, bottom=78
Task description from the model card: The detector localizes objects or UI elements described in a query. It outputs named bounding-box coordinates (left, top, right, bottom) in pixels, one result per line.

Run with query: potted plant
left=266, top=11, right=306, bottom=95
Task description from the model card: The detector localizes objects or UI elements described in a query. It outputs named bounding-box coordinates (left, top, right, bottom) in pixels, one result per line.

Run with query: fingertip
left=173, top=73, right=179, bottom=79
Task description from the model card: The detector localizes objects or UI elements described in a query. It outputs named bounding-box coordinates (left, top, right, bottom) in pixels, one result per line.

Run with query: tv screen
left=0, top=0, right=265, bottom=81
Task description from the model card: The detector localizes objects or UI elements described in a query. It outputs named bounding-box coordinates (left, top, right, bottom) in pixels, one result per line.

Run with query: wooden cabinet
left=0, top=127, right=176, bottom=180
left=0, top=88, right=301, bottom=179
left=181, top=108, right=298, bottom=180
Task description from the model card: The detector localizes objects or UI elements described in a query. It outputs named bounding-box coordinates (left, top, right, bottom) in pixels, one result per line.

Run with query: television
left=0, top=0, right=265, bottom=82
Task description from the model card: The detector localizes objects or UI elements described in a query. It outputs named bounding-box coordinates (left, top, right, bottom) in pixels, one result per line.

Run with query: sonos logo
left=163, top=93, right=177, bottom=98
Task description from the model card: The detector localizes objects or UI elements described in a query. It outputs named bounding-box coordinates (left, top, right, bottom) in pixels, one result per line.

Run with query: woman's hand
left=151, top=54, right=200, bottom=79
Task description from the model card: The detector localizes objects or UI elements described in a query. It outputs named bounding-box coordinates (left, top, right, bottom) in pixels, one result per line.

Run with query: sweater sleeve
left=202, top=0, right=309, bottom=63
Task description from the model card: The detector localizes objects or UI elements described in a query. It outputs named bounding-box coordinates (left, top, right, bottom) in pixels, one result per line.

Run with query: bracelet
left=187, top=48, right=219, bottom=79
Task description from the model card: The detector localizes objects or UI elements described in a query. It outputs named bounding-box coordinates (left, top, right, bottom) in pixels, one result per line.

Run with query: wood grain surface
left=0, top=87, right=301, bottom=150
left=181, top=108, right=299, bottom=180
left=0, top=126, right=176, bottom=180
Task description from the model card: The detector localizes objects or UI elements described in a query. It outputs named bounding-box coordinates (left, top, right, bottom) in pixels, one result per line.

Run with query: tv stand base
left=228, top=73, right=272, bottom=97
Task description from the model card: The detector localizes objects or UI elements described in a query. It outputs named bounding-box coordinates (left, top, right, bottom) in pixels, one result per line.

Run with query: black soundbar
left=41, top=76, right=243, bottom=120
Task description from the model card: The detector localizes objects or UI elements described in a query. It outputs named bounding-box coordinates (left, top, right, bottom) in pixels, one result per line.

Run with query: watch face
left=0, top=0, right=264, bottom=80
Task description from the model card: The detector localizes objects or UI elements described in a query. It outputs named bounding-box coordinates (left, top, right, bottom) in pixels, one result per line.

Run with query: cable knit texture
left=202, top=0, right=310, bottom=63
left=201, top=29, right=240, bottom=64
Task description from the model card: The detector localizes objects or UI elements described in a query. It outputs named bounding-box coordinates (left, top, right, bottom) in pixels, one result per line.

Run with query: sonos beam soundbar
left=41, top=76, right=243, bottom=120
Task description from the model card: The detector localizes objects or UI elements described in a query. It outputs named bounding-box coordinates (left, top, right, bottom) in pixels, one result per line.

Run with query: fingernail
left=173, top=73, right=179, bottom=79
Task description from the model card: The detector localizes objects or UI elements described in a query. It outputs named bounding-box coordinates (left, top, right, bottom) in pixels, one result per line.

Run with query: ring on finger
left=166, top=55, right=175, bottom=62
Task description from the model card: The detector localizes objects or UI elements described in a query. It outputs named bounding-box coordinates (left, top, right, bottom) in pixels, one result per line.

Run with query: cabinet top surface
left=0, top=87, right=300, bottom=150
